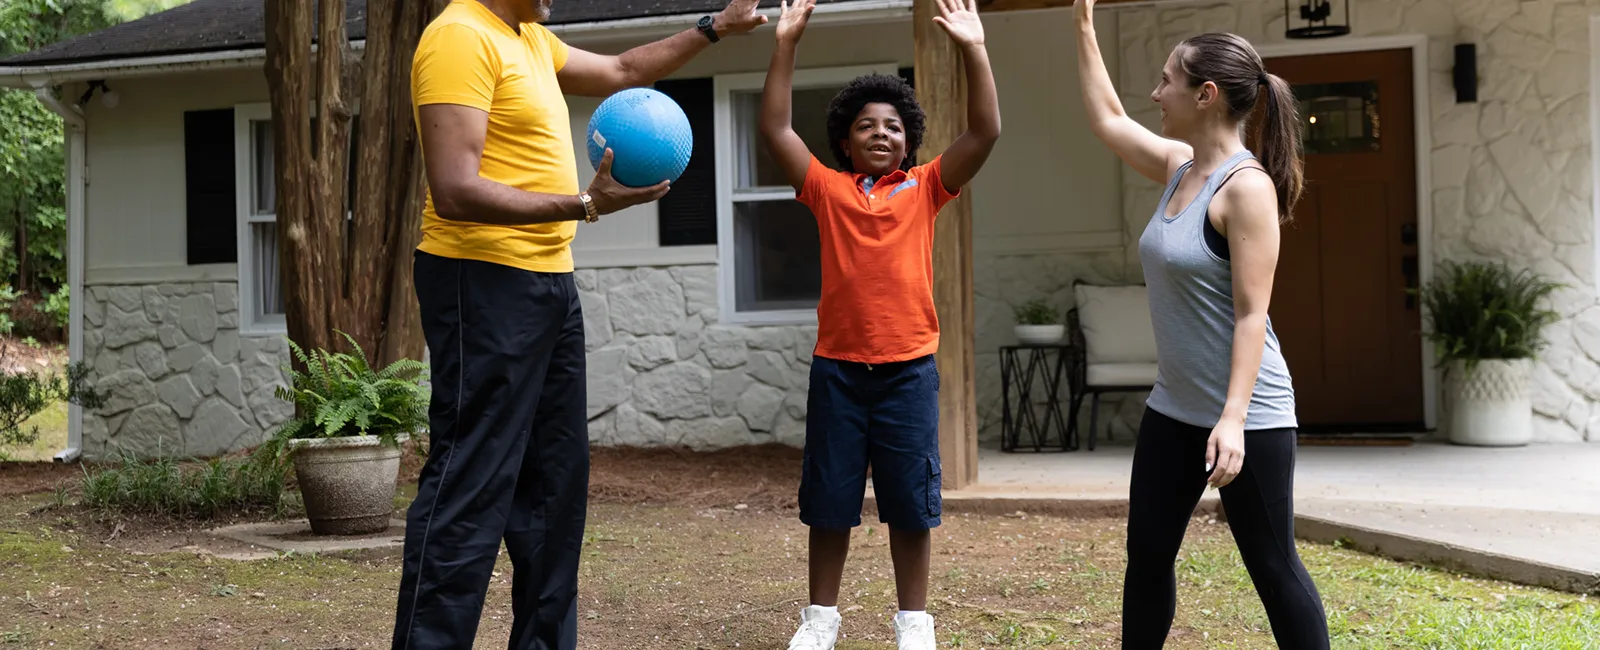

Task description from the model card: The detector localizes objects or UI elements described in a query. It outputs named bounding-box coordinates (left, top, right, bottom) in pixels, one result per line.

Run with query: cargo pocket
left=927, top=456, right=943, bottom=518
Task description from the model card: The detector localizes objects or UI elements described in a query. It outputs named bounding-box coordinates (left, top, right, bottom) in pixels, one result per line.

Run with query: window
left=234, top=103, right=359, bottom=334
left=1296, top=80, right=1381, bottom=154
left=713, top=64, right=898, bottom=325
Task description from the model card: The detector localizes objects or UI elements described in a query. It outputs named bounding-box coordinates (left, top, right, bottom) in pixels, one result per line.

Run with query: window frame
left=711, top=63, right=897, bottom=326
left=232, top=101, right=360, bottom=336
left=233, top=102, right=284, bottom=335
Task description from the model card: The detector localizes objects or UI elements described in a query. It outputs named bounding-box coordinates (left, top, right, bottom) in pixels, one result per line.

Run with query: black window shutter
left=184, top=108, right=237, bottom=265
left=653, top=77, right=716, bottom=247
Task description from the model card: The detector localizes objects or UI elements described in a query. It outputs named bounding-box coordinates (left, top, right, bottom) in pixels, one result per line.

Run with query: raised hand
left=587, top=149, right=671, bottom=216
left=776, top=0, right=817, bottom=45
left=713, top=0, right=769, bottom=37
left=933, top=0, right=984, bottom=47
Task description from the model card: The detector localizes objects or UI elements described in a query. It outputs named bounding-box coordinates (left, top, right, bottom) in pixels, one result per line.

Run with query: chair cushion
left=1074, top=284, right=1158, bottom=364
left=1087, top=362, right=1159, bottom=387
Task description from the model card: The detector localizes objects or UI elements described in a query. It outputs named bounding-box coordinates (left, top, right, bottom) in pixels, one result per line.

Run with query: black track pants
left=392, top=251, right=589, bottom=650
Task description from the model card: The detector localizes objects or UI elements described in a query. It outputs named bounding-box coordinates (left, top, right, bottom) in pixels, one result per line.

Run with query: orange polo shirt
left=797, top=155, right=960, bottom=364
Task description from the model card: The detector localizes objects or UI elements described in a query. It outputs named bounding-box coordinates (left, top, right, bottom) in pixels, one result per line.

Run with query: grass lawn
left=1, top=338, right=70, bottom=463
left=1, top=486, right=1595, bottom=649
left=4, top=400, right=68, bottom=463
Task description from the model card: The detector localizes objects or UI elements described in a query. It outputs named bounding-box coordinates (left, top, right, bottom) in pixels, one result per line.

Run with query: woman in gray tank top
left=1073, top=1, right=1329, bottom=648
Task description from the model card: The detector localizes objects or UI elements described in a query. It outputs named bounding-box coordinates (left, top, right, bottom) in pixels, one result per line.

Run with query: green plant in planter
left=1415, top=260, right=1563, bottom=373
left=264, top=331, right=429, bottom=456
left=1013, top=299, right=1060, bottom=326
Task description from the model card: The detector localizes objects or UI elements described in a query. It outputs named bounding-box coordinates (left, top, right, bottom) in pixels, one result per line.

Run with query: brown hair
left=1175, top=33, right=1304, bottom=223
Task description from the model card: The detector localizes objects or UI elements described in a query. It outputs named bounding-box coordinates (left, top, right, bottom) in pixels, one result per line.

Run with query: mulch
left=2, top=442, right=807, bottom=512
left=0, top=460, right=83, bottom=498
left=400, top=441, right=805, bottom=512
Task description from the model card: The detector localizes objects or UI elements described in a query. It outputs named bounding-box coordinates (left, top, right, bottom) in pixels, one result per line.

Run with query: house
left=3, top=0, right=1598, bottom=478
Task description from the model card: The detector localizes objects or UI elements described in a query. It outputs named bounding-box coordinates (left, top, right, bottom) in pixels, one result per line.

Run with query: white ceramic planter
left=1444, top=359, right=1532, bottom=447
left=286, top=433, right=409, bottom=535
left=1015, top=324, right=1066, bottom=346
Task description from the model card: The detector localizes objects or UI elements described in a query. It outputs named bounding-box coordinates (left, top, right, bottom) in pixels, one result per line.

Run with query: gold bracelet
left=579, top=192, right=599, bottom=223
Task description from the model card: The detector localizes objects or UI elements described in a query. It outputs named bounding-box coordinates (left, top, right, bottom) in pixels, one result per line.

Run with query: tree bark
left=266, top=0, right=441, bottom=368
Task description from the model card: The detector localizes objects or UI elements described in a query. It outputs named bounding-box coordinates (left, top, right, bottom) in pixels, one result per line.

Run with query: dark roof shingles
left=1, top=0, right=867, bottom=67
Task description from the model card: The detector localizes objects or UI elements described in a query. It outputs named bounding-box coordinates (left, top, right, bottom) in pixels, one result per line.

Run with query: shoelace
left=897, top=617, right=933, bottom=647
left=790, top=619, right=835, bottom=649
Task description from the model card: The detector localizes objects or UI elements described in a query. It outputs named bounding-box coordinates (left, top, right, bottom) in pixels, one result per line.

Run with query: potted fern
left=1013, top=298, right=1065, bottom=345
left=267, top=332, right=429, bottom=535
left=1417, top=260, right=1562, bottom=447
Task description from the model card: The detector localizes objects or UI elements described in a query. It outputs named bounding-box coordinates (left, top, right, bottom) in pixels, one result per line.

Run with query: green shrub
left=1415, top=260, right=1563, bottom=372
left=1012, top=299, right=1060, bottom=326
left=0, top=284, right=16, bottom=336
left=40, top=286, right=68, bottom=331
left=0, top=348, right=103, bottom=452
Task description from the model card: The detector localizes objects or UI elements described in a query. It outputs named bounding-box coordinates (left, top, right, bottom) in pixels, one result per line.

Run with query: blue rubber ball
left=586, top=88, right=694, bottom=188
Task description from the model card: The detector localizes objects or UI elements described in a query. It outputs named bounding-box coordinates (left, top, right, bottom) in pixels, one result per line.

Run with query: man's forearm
left=436, top=177, right=586, bottom=226
left=615, top=23, right=721, bottom=88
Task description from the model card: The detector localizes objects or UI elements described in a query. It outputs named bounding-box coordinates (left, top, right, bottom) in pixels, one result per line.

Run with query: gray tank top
left=1137, top=149, right=1298, bottom=430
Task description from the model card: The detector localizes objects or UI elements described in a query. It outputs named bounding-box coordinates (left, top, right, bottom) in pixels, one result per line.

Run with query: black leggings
left=1121, top=407, right=1329, bottom=649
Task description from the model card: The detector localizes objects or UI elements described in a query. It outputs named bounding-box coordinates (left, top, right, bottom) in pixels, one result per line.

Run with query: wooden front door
left=1255, top=48, right=1423, bottom=430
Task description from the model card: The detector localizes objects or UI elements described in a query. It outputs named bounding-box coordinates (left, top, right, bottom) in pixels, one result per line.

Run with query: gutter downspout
left=32, top=85, right=86, bottom=464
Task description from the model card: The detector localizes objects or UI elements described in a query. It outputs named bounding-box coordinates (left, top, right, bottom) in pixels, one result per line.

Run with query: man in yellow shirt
left=395, top=1, right=766, bottom=648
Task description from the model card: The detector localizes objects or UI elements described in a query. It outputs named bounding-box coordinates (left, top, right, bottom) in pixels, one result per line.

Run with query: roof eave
left=0, top=0, right=913, bottom=89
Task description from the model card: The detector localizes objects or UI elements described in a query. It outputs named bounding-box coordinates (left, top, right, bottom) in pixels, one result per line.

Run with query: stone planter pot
left=1444, top=359, right=1532, bottom=447
left=286, top=433, right=409, bottom=535
left=1015, top=324, right=1065, bottom=346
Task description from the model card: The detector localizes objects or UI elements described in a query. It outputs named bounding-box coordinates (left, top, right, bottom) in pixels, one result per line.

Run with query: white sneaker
left=893, top=611, right=936, bottom=650
left=786, top=605, right=841, bottom=650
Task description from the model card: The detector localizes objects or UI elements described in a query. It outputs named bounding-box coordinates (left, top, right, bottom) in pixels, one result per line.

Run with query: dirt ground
left=2, top=446, right=1597, bottom=649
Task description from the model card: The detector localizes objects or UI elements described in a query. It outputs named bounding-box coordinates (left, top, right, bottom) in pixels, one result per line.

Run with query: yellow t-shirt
left=411, top=0, right=578, bottom=273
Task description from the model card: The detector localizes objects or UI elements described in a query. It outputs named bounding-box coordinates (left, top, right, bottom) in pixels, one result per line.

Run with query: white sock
left=811, top=604, right=840, bottom=617
left=897, top=610, right=928, bottom=620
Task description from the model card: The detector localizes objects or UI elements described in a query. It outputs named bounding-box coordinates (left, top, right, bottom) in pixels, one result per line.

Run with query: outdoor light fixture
left=1285, top=0, right=1350, bottom=39
left=77, top=79, right=119, bottom=108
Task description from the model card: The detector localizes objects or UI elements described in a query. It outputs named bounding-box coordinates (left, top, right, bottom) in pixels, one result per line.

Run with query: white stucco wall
left=1111, top=0, right=1600, bottom=442
left=81, top=68, right=263, bottom=285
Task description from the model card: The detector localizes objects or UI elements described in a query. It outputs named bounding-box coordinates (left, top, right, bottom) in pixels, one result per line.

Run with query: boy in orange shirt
left=759, top=0, right=1000, bottom=647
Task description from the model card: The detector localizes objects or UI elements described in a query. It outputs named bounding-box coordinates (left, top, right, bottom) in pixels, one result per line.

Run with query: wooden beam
left=913, top=0, right=978, bottom=490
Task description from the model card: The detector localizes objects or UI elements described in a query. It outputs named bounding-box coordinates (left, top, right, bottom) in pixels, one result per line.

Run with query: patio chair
left=1067, top=280, right=1158, bottom=449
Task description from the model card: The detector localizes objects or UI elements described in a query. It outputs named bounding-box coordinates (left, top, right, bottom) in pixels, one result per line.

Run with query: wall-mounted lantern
left=1285, top=0, right=1351, bottom=39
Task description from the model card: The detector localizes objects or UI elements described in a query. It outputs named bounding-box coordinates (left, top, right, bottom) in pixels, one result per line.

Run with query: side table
left=999, top=344, right=1077, bottom=452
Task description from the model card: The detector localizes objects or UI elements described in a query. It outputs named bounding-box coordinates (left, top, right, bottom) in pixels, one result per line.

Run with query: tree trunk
left=266, top=0, right=442, bottom=368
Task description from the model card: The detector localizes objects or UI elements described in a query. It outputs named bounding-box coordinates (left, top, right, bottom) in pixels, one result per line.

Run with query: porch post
left=914, top=0, right=978, bottom=489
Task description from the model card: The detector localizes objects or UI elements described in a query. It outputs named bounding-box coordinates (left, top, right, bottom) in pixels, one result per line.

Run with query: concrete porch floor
left=938, top=438, right=1600, bottom=595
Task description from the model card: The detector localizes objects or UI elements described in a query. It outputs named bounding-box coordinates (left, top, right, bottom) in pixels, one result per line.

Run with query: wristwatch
left=697, top=15, right=720, bottom=43
left=579, top=192, right=599, bottom=223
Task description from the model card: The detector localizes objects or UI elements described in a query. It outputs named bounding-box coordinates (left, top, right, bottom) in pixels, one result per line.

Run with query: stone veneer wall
left=80, top=282, right=294, bottom=459
left=578, top=265, right=815, bottom=449
left=579, top=256, right=1151, bottom=450
left=1115, top=0, right=1600, bottom=441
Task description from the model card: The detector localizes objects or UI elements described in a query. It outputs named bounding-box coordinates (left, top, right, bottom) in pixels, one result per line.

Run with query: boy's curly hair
left=825, top=73, right=925, bottom=173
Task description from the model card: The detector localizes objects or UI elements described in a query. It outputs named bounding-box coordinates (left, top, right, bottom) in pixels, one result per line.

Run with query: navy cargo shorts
left=799, top=354, right=943, bottom=531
